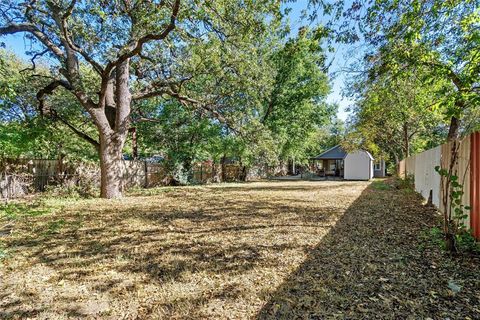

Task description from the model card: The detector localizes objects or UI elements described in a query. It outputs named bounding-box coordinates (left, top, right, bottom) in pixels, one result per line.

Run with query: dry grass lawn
left=1, top=180, right=479, bottom=319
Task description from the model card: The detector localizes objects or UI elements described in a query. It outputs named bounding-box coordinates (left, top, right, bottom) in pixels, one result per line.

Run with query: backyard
left=1, top=180, right=479, bottom=319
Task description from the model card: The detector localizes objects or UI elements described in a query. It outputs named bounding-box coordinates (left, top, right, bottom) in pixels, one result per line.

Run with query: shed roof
left=312, top=145, right=347, bottom=160
left=365, top=151, right=374, bottom=160
left=345, top=150, right=375, bottom=161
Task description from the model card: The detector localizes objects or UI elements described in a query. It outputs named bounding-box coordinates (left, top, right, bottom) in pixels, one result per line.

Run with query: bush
left=425, top=227, right=480, bottom=253
left=394, top=175, right=414, bottom=190
left=44, top=183, right=97, bottom=199
left=371, top=180, right=391, bottom=190
left=456, top=231, right=480, bottom=253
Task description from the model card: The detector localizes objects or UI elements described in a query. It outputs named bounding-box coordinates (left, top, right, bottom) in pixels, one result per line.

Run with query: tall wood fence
left=0, top=159, right=167, bottom=199
left=191, top=163, right=248, bottom=183
left=0, top=158, right=265, bottom=199
left=398, top=131, right=480, bottom=239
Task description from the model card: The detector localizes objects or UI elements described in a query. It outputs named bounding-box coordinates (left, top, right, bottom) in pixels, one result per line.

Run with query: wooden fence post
left=144, top=160, right=149, bottom=188
left=470, top=132, right=480, bottom=239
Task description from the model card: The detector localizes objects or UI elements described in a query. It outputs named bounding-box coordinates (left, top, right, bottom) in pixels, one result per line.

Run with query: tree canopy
left=1, top=0, right=477, bottom=196
left=0, top=0, right=287, bottom=197
left=330, top=0, right=479, bottom=140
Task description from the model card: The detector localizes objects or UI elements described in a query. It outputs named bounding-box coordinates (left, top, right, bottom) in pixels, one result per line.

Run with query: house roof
left=311, top=145, right=347, bottom=160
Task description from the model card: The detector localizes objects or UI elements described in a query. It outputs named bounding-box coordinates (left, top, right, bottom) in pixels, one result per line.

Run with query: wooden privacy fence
left=0, top=159, right=167, bottom=199
left=398, top=131, right=480, bottom=239
left=191, top=163, right=248, bottom=183
left=0, top=158, right=260, bottom=199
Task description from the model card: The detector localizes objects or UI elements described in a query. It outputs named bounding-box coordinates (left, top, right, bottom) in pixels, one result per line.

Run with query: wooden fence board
left=0, top=158, right=256, bottom=199
left=399, top=132, right=478, bottom=238
left=413, top=146, right=442, bottom=208
left=470, top=132, right=480, bottom=238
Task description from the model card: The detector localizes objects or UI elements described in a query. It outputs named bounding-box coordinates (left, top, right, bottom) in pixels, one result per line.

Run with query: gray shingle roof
left=312, top=145, right=347, bottom=160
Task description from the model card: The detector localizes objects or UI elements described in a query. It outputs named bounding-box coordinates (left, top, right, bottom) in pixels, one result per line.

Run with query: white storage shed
left=343, top=150, right=374, bottom=180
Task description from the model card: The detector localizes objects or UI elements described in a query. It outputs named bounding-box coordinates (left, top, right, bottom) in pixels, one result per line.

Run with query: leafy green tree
left=133, top=99, right=223, bottom=178
left=0, top=50, right=97, bottom=159
left=329, top=0, right=479, bottom=140
left=346, top=68, right=449, bottom=162
left=0, top=0, right=282, bottom=197
left=263, top=27, right=334, bottom=165
left=134, top=96, right=280, bottom=183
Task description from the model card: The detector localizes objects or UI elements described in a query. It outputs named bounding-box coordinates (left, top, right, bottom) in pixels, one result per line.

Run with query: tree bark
left=403, top=124, right=410, bottom=158
left=129, top=127, right=138, bottom=159
left=447, top=115, right=460, bottom=142
left=96, top=59, right=131, bottom=198
left=446, top=80, right=465, bottom=142
left=1, top=1, right=181, bottom=199
left=99, top=133, right=126, bottom=198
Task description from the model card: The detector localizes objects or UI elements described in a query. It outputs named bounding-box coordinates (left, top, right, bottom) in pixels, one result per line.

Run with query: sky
left=1, top=1, right=357, bottom=121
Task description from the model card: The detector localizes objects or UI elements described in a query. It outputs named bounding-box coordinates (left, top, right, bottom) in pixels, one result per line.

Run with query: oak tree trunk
left=99, top=133, right=127, bottom=199
left=96, top=59, right=131, bottom=199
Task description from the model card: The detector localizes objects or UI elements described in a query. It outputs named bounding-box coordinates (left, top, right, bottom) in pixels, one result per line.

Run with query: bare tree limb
left=36, top=79, right=100, bottom=147
left=56, top=115, right=100, bottom=148
left=103, top=0, right=181, bottom=77
left=20, top=48, right=49, bottom=72
left=36, top=79, right=72, bottom=115
left=0, top=23, right=65, bottom=58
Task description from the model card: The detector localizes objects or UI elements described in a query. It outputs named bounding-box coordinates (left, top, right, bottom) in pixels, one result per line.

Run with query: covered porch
left=310, top=145, right=347, bottom=178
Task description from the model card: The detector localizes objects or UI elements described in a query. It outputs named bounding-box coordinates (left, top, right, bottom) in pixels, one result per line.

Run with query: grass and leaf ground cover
left=1, top=180, right=479, bottom=319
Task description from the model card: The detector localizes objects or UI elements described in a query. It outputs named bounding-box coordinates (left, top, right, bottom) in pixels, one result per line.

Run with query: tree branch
left=58, top=1, right=104, bottom=74
left=56, top=115, right=100, bottom=149
left=36, top=79, right=73, bottom=115
left=103, top=0, right=181, bottom=77
left=36, top=80, right=100, bottom=148
left=0, top=23, right=65, bottom=58
left=20, top=49, right=49, bottom=72
left=132, top=77, right=191, bottom=101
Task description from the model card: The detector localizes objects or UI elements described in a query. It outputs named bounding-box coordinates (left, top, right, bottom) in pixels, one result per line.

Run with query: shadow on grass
left=3, top=181, right=477, bottom=318
left=256, top=184, right=480, bottom=319
left=3, top=181, right=360, bottom=318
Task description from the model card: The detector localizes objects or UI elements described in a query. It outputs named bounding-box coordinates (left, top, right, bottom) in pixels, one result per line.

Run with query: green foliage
left=427, top=227, right=447, bottom=250
left=340, top=0, right=480, bottom=137
left=305, top=117, right=345, bottom=160
left=128, top=25, right=336, bottom=176
left=395, top=175, right=414, bottom=190
left=455, top=232, right=480, bottom=253
left=0, top=50, right=98, bottom=160
left=0, top=2, right=340, bottom=184
left=427, top=226, right=479, bottom=253
left=263, top=27, right=335, bottom=163
left=433, top=164, right=480, bottom=252
left=371, top=180, right=391, bottom=190
left=44, top=218, right=66, bottom=235
left=434, top=166, right=470, bottom=231
left=0, top=1, right=285, bottom=173
left=135, top=100, right=222, bottom=167
left=347, top=67, right=449, bottom=162
left=0, top=201, right=50, bottom=220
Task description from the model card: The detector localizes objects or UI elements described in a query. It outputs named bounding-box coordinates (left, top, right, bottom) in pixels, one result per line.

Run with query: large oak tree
left=0, top=0, right=280, bottom=198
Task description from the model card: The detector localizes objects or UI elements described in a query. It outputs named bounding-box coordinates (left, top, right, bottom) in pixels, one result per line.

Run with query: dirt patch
left=0, top=180, right=479, bottom=319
